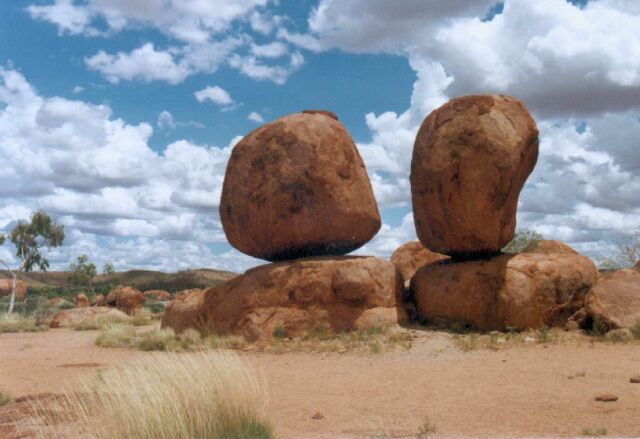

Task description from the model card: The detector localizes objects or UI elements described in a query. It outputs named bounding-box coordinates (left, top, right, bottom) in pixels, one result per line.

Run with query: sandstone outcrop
left=163, top=257, right=404, bottom=340
left=411, top=95, right=539, bottom=256
left=220, top=111, right=380, bottom=261
left=586, top=269, right=640, bottom=329
left=0, top=279, right=26, bottom=302
left=74, top=293, right=89, bottom=308
left=390, top=241, right=449, bottom=287
left=161, top=289, right=206, bottom=334
left=411, top=252, right=597, bottom=331
left=48, top=307, right=129, bottom=328
left=105, top=286, right=144, bottom=315
left=143, top=289, right=171, bottom=301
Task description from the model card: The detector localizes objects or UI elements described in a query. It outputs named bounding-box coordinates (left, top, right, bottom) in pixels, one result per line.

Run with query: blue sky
left=0, top=0, right=638, bottom=272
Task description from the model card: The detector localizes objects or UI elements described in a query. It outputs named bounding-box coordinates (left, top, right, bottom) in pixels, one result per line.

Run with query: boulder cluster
left=162, top=97, right=639, bottom=339
left=163, top=111, right=404, bottom=340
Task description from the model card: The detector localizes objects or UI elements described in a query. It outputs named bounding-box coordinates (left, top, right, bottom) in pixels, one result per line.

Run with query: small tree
left=502, top=228, right=544, bottom=254
left=0, top=211, right=65, bottom=312
left=68, top=255, right=97, bottom=292
left=102, top=262, right=115, bottom=276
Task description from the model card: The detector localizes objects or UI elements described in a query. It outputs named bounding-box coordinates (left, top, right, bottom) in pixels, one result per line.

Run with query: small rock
left=524, top=336, right=537, bottom=343
left=311, top=412, right=324, bottom=420
left=630, top=376, right=640, bottom=384
left=496, top=338, right=506, bottom=344
left=595, top=394, right=618, bottom=402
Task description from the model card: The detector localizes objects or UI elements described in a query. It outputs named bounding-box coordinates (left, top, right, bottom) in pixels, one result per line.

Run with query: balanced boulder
left=74, top=293, right=89, bottom=308
left=220, top=111, right=380, bottom=261
left=0, top=279, right=27, bottom=302
left=105, top=286, right=144, bottom=315
left=48, top=307, right=129, bottom=328
left=161, top=289, right=206, bottom=334
left=586, top=269, right=640, bottom=329
left=410, top=95, right=539, bottom=256
left=411, top=252, right=597, bottom=331
left=390, top=241, right=449, bottom=287
left=164, top=257, right=404, bottom=340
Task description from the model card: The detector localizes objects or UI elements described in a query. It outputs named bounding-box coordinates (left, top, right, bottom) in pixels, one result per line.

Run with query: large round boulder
left=411, top=252, right=597, bottom=331
left=410, top=95, right=539, bottom=256
left=143, top=289, right=171, bottom=301
left=390, top=241, right=449, bottom=287
left=220, top=111, right=381, bottom=261
left=48, top=307, right=129, bottom=328
left=161, top=289, right=206, bottom=334
left=0, top=279, right=27, bottom=302
left=163, top=257, right=404, bottom=340
left=586, top=269, right=640, bottom=329
left=105, top=286, right=144, bottom=315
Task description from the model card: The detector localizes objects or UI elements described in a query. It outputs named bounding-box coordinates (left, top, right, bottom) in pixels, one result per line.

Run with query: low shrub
left=33, top=351, right=274, bottom=439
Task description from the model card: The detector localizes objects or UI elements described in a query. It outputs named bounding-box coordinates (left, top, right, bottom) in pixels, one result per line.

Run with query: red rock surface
left=143, top=289, right=171, bottom=301
left=586, top=269, right=640, bottom=329
left=105, top=286, right=144, bottom=315
left=220, top=111, right=380, bottom=261
left=161, top=289, right=206, bottom=334
left=390, top=241, right=449, bottom=287
left=0, top=279, right=27, bottom=302
left=411, top=252, right=598, bottom=331
left=48, top=306, right=129, bottom=328
left=74, top=293, right=89, bottom=308
left=163, top=257, right=404, bottom=340
left=411, top=95, right=539, bottom=256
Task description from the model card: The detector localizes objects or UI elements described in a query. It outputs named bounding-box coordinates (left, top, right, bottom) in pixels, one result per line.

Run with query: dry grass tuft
left=74, top=314, right=153, bottom=331
left=0, top=313, right=47, bottom=333
left=95, top=322, right=246, bottom=352
left=33, top=351, right=274, bottom=439
left=268, top=326, right=413, bottom=354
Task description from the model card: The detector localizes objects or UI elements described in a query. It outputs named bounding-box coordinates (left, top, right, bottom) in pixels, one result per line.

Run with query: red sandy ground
left=1, top=328, right=640, bottom=438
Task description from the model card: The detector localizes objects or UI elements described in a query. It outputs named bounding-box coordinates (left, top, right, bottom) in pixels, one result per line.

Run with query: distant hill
left=0, top=268, right=236, bottom=293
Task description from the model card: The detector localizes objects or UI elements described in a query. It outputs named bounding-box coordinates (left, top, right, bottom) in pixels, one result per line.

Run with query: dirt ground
left=1, top=327, right=640, bottom=438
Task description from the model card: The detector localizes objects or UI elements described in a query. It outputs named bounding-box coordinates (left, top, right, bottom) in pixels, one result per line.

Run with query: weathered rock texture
left=586, top=269, right=640, bottom=329
left=163, top=257, right=404, bottom=340
left=411, top=95, right=539, bottom=256
left=412, top=252, right=597, bottom=331
left=522, top=240, right=578, bottom=255
left=91, top=294, right=105, bottom=307
left=390, top=241, right=449, bottom=287
left=143, top=289, right=171, bottom=301
left=48, top=306, right=129, bottom=328
left=220, top=111, right=380, bottom=261
left=74, top=293, right=89, bottom=308
left=0, top=279, right=27, bottom=302
left=161, top=289, right=206, bottom=334
left=105, top=286, right=144, bottom=315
